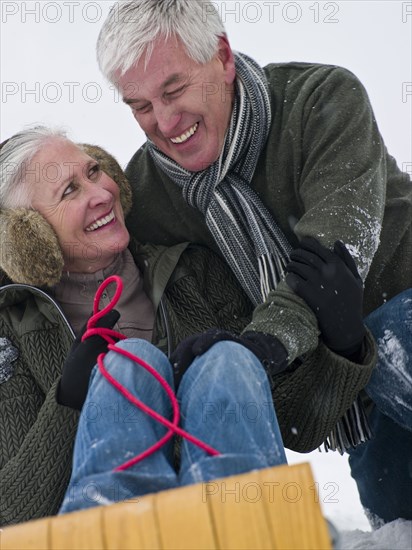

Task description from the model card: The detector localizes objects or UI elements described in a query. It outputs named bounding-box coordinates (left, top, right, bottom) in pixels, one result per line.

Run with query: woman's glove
left=171, top=328, right=288, bottom=388
left=285, top=237, right=365, bottom=358
left=56, top=309, right=120, bottom=410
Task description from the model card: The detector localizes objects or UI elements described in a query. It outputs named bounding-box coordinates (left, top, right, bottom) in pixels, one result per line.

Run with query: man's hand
left=171, top=328, right=288, bottom=388
left=57, top=309, right=120, bottom=410
left=286, top=237, right=365, bottom=358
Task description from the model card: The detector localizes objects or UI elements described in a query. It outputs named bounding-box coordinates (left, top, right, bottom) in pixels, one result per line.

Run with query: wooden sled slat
left=1, top=463, right=331, bottom=550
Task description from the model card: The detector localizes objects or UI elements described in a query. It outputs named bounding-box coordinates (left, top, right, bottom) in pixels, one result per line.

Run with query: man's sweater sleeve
left=273, top=330, right=377, bottom=452
left=244, top=66, right=387, bottom=362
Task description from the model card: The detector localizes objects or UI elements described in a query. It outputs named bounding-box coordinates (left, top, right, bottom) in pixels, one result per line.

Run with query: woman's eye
left=62, top=183, right=75, bottom=197
left=88, top=164, right=101, bottom=180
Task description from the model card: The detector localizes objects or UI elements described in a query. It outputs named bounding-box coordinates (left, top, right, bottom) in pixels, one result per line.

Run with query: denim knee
left=178, top=340, right=266, bottom=395
left=102, top=338, right=174, bottom=387
left=365, top=288, right=412, bottom=334
left=364, top=289, right=412, bottom=419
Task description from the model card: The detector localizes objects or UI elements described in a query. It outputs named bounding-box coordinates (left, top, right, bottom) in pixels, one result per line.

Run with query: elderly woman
left=0, top=127, right=376, bottom=523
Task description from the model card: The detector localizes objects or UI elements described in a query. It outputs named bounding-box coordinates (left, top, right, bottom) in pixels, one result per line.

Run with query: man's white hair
left=97, top=0, right=226, bottom=83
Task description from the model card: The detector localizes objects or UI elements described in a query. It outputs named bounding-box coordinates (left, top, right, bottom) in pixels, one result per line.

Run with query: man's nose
left=152, top=100, right=181, bottom=136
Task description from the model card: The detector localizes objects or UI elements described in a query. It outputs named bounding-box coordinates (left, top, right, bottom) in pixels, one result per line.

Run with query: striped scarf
left=148, top=52, right=371, bottom=454
left=148, top=52, right=291, bottom=306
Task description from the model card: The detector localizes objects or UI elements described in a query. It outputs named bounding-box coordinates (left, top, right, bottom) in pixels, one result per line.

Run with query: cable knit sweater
left=0, top=242, right=377, bottom=526
left=0, top=243, right=253, bottom=526
left=125, top=62, right=411, bottom=362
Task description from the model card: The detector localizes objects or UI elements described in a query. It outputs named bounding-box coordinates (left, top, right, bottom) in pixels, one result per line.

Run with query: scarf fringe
left=258, top=252, right=288, bottom=301
left=322, top=395, right=373, bottom=455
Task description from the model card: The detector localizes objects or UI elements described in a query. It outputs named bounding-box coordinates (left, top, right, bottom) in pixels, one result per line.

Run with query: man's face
left=117, top=37, right=236, bottom=172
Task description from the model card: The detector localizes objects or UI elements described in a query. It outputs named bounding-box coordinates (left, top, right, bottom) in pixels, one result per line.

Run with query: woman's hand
left=56, top=309, right=120, bottom=410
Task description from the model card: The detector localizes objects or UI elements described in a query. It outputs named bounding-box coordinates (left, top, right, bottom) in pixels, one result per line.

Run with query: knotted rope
left=82, top=275, right=220, bottom=471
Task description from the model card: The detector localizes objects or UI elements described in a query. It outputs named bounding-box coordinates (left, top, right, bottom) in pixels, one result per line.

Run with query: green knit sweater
left=0, top=243, right=251, bottom=526
left=125, top=62, right=412, bottom=362
left=0, top=286, right=78, bottom=526
left=0, top=241, right=376, bottom=526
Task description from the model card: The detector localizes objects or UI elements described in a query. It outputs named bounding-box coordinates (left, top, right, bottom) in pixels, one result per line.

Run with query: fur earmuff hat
left=0, top=144, right=133, bottom=287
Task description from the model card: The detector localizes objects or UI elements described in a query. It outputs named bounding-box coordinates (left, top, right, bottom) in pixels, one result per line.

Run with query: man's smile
left=170, top=122, right=199, bottom=144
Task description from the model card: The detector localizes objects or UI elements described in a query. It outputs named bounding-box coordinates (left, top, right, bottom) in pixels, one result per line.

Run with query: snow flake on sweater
left=0, top=337, right=19, bottom=384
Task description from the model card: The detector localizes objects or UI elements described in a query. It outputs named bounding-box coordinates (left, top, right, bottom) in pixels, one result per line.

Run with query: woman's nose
left=86, top=182, right=112, bottom=208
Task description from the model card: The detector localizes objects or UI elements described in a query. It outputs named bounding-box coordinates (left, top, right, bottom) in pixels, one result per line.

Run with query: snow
left=340, top=521, right=412, bottom=550
left=378, top=331, right=410, bottom=384
left=0, top=337, right=19, bottom=384
left=286, top=449, right=412, bottom=549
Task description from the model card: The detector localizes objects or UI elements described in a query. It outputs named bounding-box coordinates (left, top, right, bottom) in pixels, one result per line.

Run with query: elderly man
left=97, top=0, right=411, bottom=527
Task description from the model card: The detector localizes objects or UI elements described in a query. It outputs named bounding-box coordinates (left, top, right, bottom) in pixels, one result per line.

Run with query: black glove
left=57, top=309, right=120, bottom=410
left=170, top=328, right=288, bottom=388
left=285, top=237, right=365, bottom=357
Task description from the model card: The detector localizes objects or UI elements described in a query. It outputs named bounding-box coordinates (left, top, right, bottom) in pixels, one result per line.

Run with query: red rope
left=81, top=275, right=220, bottom=472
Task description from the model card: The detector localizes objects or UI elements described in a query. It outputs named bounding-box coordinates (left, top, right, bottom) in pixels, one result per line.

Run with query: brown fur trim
left=0, top=208, right=64, bottom=286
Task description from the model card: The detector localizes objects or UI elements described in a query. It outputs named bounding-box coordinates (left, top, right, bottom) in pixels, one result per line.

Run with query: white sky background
left=1, top=0, right=411, bottom=537
left=1, top=1, right=411, bottom=171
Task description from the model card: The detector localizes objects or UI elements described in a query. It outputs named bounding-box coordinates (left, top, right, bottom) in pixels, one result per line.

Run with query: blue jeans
left=59, top=340, right=286, bottom=513
left=348, top=288, right=412, bottom=527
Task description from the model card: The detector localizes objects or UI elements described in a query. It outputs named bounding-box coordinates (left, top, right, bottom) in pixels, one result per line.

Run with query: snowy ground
left=286, top=449, right=412, bottom=549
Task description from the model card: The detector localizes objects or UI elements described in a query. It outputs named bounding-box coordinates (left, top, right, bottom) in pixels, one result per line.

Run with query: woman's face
left=28, top=138, right=130, bottom=273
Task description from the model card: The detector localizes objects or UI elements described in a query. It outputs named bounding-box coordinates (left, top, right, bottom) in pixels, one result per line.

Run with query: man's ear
left=217, top=35, right=236, bottom=85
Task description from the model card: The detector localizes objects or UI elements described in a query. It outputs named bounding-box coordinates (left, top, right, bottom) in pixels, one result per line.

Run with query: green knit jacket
left=125, top=62, right=412, bottom=362
left=0, top=240, right=376, bottom=527
left=0, top=242, right=250, bottom=527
